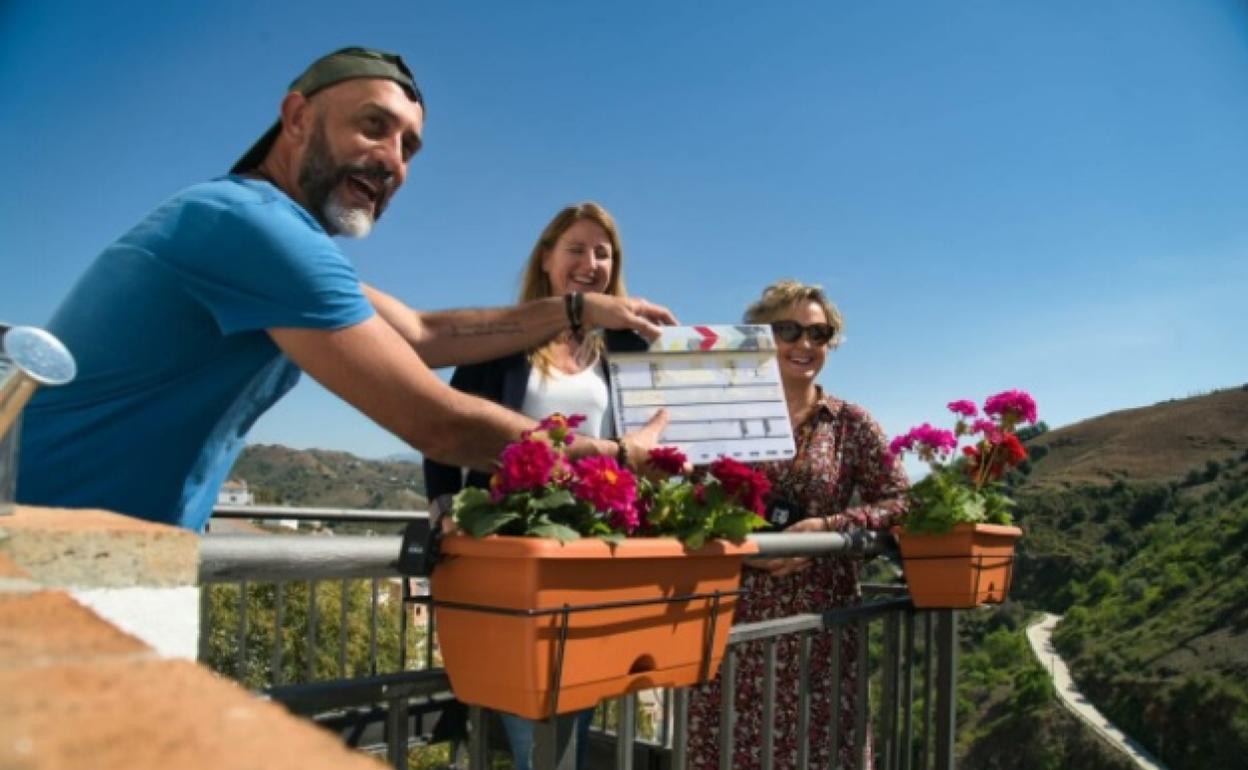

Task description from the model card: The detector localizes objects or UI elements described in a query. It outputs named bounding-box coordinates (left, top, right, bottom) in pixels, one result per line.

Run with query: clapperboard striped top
left=607, top=325, right=797, bottom=465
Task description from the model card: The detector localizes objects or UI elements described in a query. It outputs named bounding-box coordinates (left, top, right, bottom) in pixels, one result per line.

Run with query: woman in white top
left=424, top=201, right=632, bottom=769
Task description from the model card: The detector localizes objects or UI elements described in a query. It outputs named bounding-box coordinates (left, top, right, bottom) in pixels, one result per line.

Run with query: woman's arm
left=827, top=405, right=910, bottom=532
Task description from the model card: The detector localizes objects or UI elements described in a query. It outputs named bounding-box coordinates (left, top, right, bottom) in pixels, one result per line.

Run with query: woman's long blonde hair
left=520, top=202, right=627, bottom=375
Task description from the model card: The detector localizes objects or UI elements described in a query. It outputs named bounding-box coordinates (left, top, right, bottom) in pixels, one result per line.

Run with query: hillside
left=1021, top=386, right=1248, bottom=488
left=979, top=385, right=1248, bottom=770
left=226, top=444, right=428, bottom=511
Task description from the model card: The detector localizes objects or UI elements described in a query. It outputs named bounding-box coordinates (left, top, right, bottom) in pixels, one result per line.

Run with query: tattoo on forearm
left=448, top=321, right=525, bottom=337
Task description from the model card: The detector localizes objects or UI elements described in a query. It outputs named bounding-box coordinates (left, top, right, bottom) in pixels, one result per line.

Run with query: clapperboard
left=606, top=325, right=796, bottom=465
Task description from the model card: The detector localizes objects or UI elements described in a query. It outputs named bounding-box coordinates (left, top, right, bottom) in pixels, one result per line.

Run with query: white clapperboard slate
left=605, top=325, right=796, bottom=465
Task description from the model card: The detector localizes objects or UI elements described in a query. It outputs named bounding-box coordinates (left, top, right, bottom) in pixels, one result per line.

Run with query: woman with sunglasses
left=425, top=202, right=655, bottom=770
left=686, top=280, right=909, bottom=770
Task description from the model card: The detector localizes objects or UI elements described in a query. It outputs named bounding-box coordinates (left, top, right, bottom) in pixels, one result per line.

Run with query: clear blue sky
left=2, top=0, right=1246, bottom=460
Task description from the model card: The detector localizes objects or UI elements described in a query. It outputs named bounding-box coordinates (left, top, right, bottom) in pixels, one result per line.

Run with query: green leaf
left=682, top=530, right=708, bottom=550
left=528, top=521, right=581, bottom=543
left=462, top=508, right=521, bottom=538
left=529, top=489, right=576, bottom=511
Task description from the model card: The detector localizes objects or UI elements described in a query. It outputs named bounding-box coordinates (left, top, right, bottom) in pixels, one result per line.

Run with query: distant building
left=217, top=479, right=254, bottom=506
left=381, top=577, right=430, bottom=625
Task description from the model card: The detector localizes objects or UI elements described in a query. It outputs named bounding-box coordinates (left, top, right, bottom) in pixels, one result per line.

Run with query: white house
left=217, top=479, right=254, bottom=506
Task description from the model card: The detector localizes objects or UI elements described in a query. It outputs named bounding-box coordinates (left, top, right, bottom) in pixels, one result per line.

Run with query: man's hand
left=582, top=295, right=678, bottom=342
left=618, top=409, right=671, bottom=470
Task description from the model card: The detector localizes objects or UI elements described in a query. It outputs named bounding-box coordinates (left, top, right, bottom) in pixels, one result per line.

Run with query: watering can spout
left=1, top=324, right=77, bottom=515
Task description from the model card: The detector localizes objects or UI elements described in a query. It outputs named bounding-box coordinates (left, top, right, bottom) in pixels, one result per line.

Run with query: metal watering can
left=0, top=323, right=76, bottom=515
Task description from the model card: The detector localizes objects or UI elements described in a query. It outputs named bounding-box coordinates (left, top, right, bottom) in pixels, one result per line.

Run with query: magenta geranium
left=983, top=389, right=1037, bottom=426
left=888, top=423, right=958, bottom=460
left=453, top=414, right=768, bottom=547
left=947, top=400, right=978, bottom=418
left=891, top=390, right=1038, bottom=534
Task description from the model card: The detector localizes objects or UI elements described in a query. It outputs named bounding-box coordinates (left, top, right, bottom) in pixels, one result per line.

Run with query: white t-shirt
left=520, top=361, right=614, bottom=439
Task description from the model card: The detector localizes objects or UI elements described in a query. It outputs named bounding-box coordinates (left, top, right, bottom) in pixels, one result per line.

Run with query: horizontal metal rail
left=199, top=530, right=895, bottom=583
left=213, top=503, right=428, bottom=523
left=199, top=535, right=404, bottom=582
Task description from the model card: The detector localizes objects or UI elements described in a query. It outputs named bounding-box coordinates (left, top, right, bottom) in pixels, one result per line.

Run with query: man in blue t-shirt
left=17, top=47, right=672, bottom=531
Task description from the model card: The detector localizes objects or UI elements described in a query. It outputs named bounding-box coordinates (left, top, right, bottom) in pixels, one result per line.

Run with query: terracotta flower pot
left=430, top=534, right=758, bottom=719
left=894, top=523, right=1022, bottom=609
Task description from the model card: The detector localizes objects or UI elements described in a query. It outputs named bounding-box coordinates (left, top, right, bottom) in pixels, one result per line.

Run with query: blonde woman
left=424, top=202, right=635, bottom=769
left=687, top=280, right=909, bottom=770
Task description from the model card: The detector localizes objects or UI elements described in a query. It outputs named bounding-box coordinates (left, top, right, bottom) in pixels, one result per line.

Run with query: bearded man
left=17, top=47, right=671, bottom=530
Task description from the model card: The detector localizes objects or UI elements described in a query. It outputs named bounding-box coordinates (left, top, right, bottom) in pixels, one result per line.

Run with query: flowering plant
left=450, top=414, right=770, bottom=548
left=888, top=390, right=1038, bottom=535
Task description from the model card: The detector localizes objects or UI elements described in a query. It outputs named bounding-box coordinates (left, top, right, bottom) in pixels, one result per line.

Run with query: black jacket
left=422, top=351, right=618, bottom=503
left=423, top=352, right=531, bottom=503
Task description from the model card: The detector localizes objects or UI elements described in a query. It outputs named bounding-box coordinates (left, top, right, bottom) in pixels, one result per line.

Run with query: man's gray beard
left=299, top=117, right=382, bottom=238
left=323, top=197, right=374, bottom=238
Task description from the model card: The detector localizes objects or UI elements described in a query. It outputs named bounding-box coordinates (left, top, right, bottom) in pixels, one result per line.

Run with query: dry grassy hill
left=1023, top=386, right=1248, bottom=487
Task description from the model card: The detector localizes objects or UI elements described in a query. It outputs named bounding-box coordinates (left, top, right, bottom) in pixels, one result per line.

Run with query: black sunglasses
left=771, top=320, right=835, bottom=345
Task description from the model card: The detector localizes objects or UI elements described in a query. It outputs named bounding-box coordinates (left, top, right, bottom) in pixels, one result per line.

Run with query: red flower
left=1000, top=433, right=1027, bottom=466
left=709, top=457, right=771, bottom=516
left=961, top=445, right=981, bottom=479
left=572, top=456, right=639, bottom=531
left=492, top=438, right=560, bottom=498
left=647, top=446, right=688, bottom=475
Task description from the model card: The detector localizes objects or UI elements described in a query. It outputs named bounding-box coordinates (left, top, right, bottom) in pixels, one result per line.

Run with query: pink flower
left=890, top=423, right=958, bottom=457
left=536, top=413, right=586, bottom=446
left=491, top=438, right=561, bottom=499
left=709, top=457, right=771, bottom=516
left=571, top=456, right=639, bottom=530
left=971, top=418, right=1002, bottom=441
left=647, top=446, right=688, bottom=475
left=947, top=400, right=978, bottom=418
left=983, top=390, right=1037, bottom=425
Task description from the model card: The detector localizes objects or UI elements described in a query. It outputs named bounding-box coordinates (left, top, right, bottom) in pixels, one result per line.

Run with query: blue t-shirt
left=17, top=176, right=373, bottom=530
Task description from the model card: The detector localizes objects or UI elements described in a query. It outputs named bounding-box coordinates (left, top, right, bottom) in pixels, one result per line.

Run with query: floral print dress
left=686, top=390, right=908, bottom=770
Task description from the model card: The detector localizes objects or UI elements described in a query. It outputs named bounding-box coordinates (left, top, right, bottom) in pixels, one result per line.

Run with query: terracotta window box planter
left=894, top=523, right=1022, bottom=609
left=429, top=534, right=758, bottom=720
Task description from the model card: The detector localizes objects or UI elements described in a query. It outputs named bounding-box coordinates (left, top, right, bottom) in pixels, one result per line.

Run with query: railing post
left=718, top=647, right=736, bottom=770
left=616, top=694, right=637, bottom=770
left=468, top=706, right=488, bottom=770
left=533, top=713, right=578, bottom=770
left=934, top=609, right=958, bottom=770
left=386, top=694, right=409, bottom=770
left=921, top=612, right=934, bottom=770
left=900, top=610, right=915, bottom=770
left=238, top=579, right=249, bottom=680
left=881, top=611, right=899, bottom=770
left=796, top=632, right=811, bottom=770
left=671, top=687, right=690, bottom=770
left=273, top=582, right=285, bottom=686
left=761, top=638, right=777, bottom=770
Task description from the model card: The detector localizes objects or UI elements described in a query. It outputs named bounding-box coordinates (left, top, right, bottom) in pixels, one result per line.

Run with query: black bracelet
left=615, top=439, right=629, bottom=468
left=564, top=291, right=584, bottom=339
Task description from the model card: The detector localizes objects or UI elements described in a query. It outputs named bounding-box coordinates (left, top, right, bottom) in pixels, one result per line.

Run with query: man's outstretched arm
left=269, top=316, right=666, bottom=470
left=362, top=284, right=676, bottom=368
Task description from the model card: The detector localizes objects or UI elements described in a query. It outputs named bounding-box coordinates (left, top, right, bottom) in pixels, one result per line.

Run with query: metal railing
left=201, top=507, right=958, bottom=770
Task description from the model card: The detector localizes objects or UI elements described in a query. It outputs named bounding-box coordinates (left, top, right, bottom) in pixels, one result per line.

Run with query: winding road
left=1025, top=613, right=1169, bottom=770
